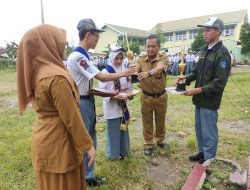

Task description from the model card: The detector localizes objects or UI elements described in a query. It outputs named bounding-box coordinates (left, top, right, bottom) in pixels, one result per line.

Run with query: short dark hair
left=212, top=27, right=222, bottom=35
left=78, top=29, right=96, bottom=41
left=219, top=29, right=222, bottom=35
left=146, top=34, right=160, bottom=45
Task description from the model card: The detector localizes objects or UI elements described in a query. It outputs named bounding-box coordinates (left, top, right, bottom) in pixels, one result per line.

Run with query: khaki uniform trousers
left=141, top=93, right=167, bottom=148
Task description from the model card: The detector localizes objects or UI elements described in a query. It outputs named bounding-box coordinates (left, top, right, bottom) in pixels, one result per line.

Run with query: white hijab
left=108, top=51, right=125, bottom=72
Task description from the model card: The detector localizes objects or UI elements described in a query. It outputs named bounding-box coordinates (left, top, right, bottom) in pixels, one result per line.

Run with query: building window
left=175, top=31, right=187, bottom=41
left=138, top=38, right=145, bottom=46
left=222, top=25, right=235, bottom=36
left=129, top=37, right=134, bottom=43
left=164, top=33, right=173, bottom=41
left=189, top=30, right=198, bottom=39
left=118, top=36, right=123, bottom=41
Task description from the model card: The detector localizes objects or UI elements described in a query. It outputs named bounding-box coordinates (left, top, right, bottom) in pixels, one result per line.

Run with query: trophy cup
left=125, top=33, right=139, bottom=83
left=176, top=49, right=186, bottom=91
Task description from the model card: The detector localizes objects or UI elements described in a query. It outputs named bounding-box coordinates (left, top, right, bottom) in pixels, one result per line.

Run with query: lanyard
left=74, top=46, right=90, bottom=61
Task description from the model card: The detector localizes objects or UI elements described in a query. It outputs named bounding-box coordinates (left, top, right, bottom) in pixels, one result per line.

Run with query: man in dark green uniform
left=182, top=17, right=231, bottom=163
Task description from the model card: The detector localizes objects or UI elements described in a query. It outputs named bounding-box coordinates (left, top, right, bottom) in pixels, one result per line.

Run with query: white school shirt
left=194, top=55, right=199, bottom=63
left=185, top=54, right=195, bottom=62
left=67, top=51, right=100, bottom=95
left=174, top=55, right=180, bottom=63
left=169, top=56, right=174, bottom=64
left=98, top=63, right=132, bottom=120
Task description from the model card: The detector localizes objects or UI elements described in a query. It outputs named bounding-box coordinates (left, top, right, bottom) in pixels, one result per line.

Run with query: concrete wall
left=234, top=15, right=248, bottom=40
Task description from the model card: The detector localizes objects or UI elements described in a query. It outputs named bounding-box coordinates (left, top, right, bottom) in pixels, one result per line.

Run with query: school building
left=95, top=10, right=249, bottom=60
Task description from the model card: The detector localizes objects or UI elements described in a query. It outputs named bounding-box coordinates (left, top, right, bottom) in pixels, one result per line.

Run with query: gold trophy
left=125, top=32, right=133, bottom=62
left=125, top=33, right=139, bottom=83
left=176, top=49, right=186, bottom=91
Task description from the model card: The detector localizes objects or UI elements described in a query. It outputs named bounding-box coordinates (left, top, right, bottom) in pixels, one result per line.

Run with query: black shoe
left=144, top=148, right=153, bottom=156
left=198, top=159, right=206, bottom=164
left=157, top=143, right=169, bottom=149
left=189, top=152, right=204, bottom=162
left=120, top=155, right=129, bottom=160
left=86, top=177, right=107, bottom=186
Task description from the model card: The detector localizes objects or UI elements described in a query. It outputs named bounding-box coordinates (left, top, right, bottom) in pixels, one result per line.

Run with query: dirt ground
left=147, top=156, right=181, bottom=190
left=145, top=118, right=250, bottom=190
left=220, top=120, right=250, bottom=133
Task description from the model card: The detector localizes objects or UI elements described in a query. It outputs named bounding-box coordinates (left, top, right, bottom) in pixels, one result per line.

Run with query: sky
left=0, top=0, right=249, bottom=46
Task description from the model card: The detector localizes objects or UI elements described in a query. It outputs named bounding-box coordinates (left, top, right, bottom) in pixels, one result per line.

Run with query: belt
left=142, top=89, right=166, bottom=98
left=80, top=95, right=91, bottom=99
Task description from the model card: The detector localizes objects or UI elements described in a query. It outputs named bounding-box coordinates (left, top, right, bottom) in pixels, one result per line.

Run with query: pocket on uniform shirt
left=206, top=60, right=214, bottom=69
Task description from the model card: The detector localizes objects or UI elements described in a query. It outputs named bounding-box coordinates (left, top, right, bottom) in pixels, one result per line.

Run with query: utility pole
left=41, top=0, right=44, bottom=24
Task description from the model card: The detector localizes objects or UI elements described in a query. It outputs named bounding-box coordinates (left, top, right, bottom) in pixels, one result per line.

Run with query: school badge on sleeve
left=220, top=60, right=228, bottom=69
left=79, top=59, right=93, bottom=73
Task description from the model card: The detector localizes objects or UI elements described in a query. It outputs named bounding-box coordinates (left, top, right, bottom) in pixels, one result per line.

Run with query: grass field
left=0, top=66, right=249, bottom=190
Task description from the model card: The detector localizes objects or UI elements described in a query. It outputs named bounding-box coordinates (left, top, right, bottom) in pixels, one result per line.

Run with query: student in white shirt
left=99, top=45, right=133, bottom=160
left=185, top=51, right=195, bottom=75
left=67, top=18, right=134, bottom=186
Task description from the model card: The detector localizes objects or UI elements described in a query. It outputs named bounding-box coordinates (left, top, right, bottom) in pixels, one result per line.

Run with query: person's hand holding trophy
left=125, top=34, right=139, bottom=82
left=176, top=49, right=186, bottom=91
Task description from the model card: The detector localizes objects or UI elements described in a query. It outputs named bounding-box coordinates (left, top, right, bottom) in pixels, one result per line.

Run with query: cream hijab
left=17, top=24, right=79, bottom=113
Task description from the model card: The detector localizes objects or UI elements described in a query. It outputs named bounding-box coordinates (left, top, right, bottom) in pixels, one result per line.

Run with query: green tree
left=239, top=23, right=250, bottom=55
left=5, top=41, right=18, bottom=65
left=191, top=30, right=205, bottom=52
left=155, top=23, right=166, bottom=44
left=129, top=42, right=140, bottom=55
left=119, top=41, right=141, bottom=55
left=66, top=43, right=74, bottom=57
left=118, top=40, right=126, bottom=51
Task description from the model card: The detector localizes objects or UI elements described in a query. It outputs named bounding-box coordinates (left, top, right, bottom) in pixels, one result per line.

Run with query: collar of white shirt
left=208, top=41, right=221, bottom=50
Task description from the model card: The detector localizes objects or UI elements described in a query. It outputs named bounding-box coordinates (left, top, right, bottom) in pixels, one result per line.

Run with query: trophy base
left=131, top=74, right=139, bottom=83
left=176, top=83, right=186, bottom=91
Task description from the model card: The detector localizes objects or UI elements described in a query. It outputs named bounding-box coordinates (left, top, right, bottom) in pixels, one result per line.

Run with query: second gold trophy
left=176, top=49, right=186, bottom=91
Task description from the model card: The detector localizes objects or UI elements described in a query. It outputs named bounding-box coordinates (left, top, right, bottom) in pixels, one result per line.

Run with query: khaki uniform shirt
left=136, top=53, right=168, bottom=94
left=31, top=75, right=93, bottom=173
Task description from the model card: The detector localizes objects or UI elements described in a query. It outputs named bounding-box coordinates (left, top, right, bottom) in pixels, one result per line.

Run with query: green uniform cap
left=197, top=17, right=224, bottom=30
left=77, top=18, right=104, bottom=32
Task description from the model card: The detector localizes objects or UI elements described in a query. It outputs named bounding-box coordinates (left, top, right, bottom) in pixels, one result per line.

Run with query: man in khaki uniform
left=136, top=34, right=168, bottom=156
